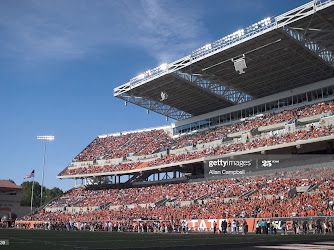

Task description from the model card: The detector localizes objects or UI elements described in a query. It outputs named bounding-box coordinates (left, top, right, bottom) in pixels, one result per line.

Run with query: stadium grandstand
left=17, top=0, right=334, bottom=234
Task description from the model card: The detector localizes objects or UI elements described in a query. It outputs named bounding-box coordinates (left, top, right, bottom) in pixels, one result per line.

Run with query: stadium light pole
left=37, top=135, right=54, bottom=207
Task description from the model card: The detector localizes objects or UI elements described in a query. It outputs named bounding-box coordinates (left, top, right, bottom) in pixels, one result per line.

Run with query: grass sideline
left=1, top=229, right=334, bottom=249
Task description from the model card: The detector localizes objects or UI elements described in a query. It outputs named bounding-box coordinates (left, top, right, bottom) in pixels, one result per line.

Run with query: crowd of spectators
left=61, top=162, right=142, bottom=176
left=23, top=101, right=334, bottom=231
left=72, top=101, right=334, bottom=163
left=38, top=167, right=334, bottom=223
left=17, top=164, right=334, bottom=237
left=73, top=129, right=171, bottom=162
left=23, top=188, right=334, bottom=223
left=59, top=124, right=334, bottom=176
left=48, top=187, right=85, bottom=208
left=0, top=221, right=8, bottom=228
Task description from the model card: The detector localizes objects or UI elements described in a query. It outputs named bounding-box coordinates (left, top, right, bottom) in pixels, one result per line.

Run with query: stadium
left=4, top=0, right=334, bottom=249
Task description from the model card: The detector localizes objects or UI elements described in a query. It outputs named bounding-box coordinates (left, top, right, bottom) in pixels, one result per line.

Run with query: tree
left=20, top=181, right=41, bottom=207
left=8, top=179, right=15, bottom=184
left=43, top=187, right=63, bottom=204
left=20, top=181, right=63, bottom=207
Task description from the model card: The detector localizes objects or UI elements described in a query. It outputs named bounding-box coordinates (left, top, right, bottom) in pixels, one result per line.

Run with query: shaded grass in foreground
left=1, top=229, right=334, bottom=249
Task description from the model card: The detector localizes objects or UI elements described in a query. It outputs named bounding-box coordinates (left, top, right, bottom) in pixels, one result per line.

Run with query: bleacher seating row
left=26, top=167, right=334, bottom=222
left=72, top=101, right=334, bottom=164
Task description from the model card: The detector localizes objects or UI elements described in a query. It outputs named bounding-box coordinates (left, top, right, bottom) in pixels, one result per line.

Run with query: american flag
left=24, top=170, right=35, bottom=179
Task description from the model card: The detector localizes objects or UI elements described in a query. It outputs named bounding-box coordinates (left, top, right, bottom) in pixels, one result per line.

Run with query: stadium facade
left=16, top=0, right=334, bottom=233
left=57, top=0, right=334, bottom=188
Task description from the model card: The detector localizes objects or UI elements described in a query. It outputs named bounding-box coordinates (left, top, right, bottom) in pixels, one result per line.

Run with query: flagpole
left=41, top=140, right=46, bottom=207
left=30, top=172, right=35, bottom=215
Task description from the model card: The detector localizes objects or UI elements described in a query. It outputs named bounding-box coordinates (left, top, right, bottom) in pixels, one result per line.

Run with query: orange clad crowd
left=60, top=124, right=334, bottom=176
left=71, top=101, right=334, bottom=163
left=26, top=101, right=334, bottom=230
left=26, top=167, right=334, bottom=224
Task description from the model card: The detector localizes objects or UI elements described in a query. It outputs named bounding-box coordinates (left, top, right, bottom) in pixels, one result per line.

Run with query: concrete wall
left=322, top=116, right=334, bottom=126
left=0, top=190, right=31, bottom=218
left=258, top=122, right=285, bottom=132
left=298, top=114, right=322, bottom=124
left=296, top=186, right=309, bottom=192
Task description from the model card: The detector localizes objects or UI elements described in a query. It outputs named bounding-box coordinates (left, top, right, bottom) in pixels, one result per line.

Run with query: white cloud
left=0, top=0, right=207, bottom=64
left=124, top=0, right=206, bottom=62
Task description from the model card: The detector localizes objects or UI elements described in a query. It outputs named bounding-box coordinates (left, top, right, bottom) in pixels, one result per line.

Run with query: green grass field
left=1, top=229, right=334, bottom=249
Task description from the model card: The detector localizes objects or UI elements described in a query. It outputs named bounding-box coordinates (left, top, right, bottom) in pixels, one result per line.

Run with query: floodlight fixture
left=205, top=43, right=212, bottom=50
left=37, top=135, right=54, bottom=141
left=232, top=55, right=247, bottom=74
left=138, top=73, right=145, bottom=80
left=160, top=63, right=168, bottom=71
left=160, top=91, right=168, bottom=101
left=236, top=29, right=244, bottom=36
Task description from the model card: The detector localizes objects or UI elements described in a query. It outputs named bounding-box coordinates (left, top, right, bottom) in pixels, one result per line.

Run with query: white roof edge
left=98, top=125, right=171, bottom=138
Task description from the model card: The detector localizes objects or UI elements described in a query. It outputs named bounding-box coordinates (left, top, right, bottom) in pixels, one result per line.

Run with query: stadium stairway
left=239, top=190, right=258, bottom=198
left=20, top=190, right=69, bottom=219
left=57, top=165, right=70, bottom=176
left=308, top=170, right=334, bottom=192
left=155, top=197, right=175, bottom=206
left=194, top=194, right=211, bottom=203
left=289, top=182, right=324, bottom=196
left=135, top=130, right=169, bottom=155
left=307, top=182, right=322, bottom=192
left=288, top=187, right=298, bottom=197
left=151, top=148, right=163, bottom=154
left=134, top=161, right=151, bottom=170
left=250, top=127, right=260, bottom=136
left=70, top=198, right=84, bottom=207
left=124, top=170, right=152, bottom=186
left=155, top=198, right=169, bottom=206
left=120, top=134, right=142, bottom=157
left=99, top=201, right=112, bottom=210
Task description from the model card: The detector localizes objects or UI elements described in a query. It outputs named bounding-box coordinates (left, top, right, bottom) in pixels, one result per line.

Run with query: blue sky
left=1, top=0, right=310, bottom=191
